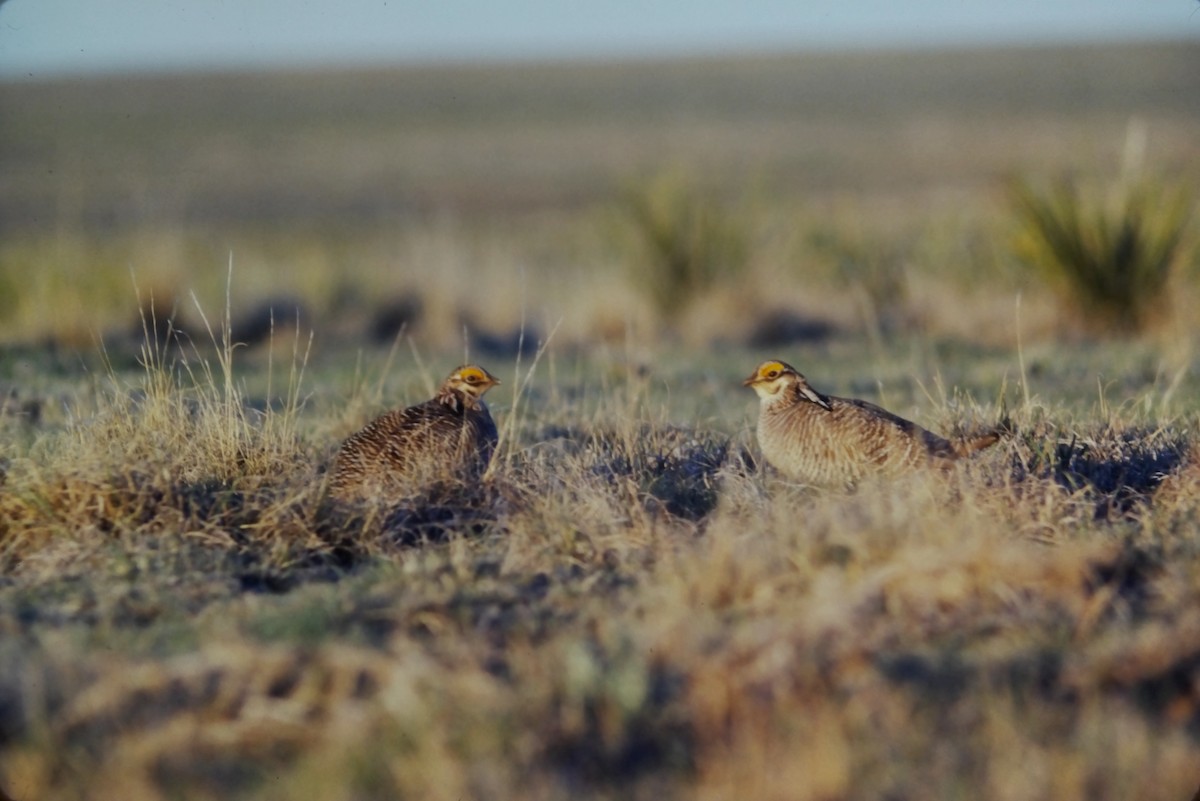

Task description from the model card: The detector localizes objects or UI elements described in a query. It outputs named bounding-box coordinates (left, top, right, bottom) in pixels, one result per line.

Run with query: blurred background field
left=3, top=27, right=1200, bottom=801
left=2, top=40, right=1198, bottom=355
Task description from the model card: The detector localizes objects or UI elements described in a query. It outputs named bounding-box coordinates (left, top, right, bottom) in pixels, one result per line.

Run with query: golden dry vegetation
left=1, top=40, right=1200, bottom=801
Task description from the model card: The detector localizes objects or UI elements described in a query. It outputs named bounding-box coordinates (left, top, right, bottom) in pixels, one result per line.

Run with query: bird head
left=743, top=359, right=831, bottom=410
left=443, top=364, right=501, bottom=405
left=743, top=360, right=797, bottom=398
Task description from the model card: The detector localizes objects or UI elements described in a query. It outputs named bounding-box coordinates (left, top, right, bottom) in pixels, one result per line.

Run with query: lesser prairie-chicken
left=744, top=359, right=998, bottom=486
left=329, top=364, right=500, bottom=501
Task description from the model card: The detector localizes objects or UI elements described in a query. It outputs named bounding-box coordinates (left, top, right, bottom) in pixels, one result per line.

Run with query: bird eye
left=766, top=369, right=779, bottom=378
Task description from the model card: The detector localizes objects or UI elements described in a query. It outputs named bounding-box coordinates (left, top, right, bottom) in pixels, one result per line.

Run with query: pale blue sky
left=1, top=0, right=1197, bottom=78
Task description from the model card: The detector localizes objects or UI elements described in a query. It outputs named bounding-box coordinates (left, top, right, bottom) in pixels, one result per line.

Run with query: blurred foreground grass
left=1, top=322, right=1200, bottom=799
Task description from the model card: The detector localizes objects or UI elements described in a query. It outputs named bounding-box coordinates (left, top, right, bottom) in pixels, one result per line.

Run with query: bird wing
left=835, top=396, right=957, bottom=458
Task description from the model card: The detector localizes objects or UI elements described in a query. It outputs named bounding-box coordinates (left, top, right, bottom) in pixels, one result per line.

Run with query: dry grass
left=3, top=39, right=1200, bottom=801
left=1, top=315, right=1200, bottom=800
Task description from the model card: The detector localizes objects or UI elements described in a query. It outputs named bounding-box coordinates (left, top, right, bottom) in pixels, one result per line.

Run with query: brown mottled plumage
left=744, top=359, right=998, bottom=486
left=328, top=365, right=500, bottom=501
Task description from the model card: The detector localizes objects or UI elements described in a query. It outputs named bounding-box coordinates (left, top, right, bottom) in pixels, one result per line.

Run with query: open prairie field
left=2, top=41, right=1200, bottom=800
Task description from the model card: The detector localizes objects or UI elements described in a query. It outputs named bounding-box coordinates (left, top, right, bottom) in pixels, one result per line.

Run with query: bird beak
left=742, top=373, right=759, bottom=387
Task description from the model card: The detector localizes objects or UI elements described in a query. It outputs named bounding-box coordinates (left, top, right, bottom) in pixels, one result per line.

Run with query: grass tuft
left=1010, top=174, right=1194, bottom=335
left=615, top=170, right=749, bottom=323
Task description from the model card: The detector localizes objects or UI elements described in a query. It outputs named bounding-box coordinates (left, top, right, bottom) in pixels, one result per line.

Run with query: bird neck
left=785, top=380, right=830, bottom=410
left=437, top=389, right=481, bottom=413
left=760, top=386, right=793, bottom=410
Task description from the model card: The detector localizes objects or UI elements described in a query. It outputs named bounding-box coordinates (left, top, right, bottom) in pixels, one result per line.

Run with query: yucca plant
left=617, top=170, right=748, bottom=321
left=1010, top=175, right=1193, bottom=335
